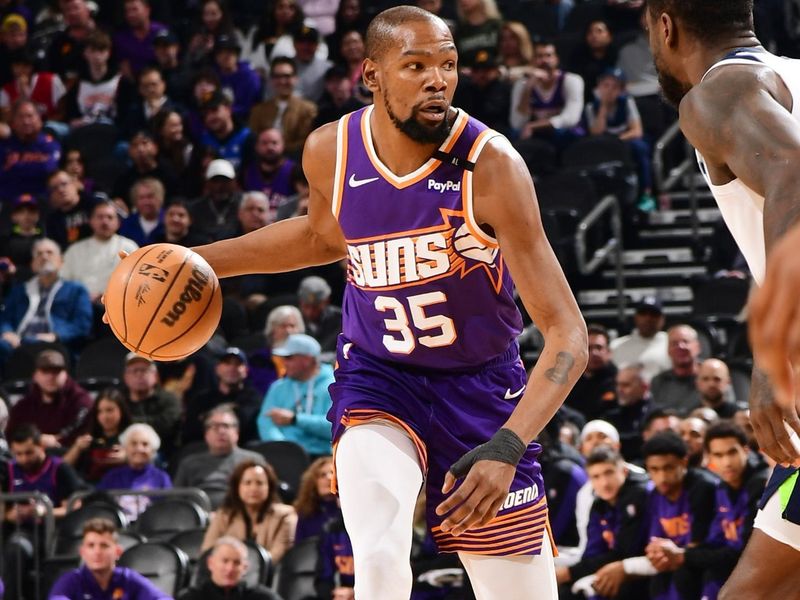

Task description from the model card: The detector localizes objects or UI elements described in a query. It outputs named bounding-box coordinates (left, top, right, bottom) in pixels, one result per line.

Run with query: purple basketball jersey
left=332, top=105, right=523, bottom=369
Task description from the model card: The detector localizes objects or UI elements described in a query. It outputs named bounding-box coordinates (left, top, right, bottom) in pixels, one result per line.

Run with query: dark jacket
left=179, top=581, right=281, bottom=600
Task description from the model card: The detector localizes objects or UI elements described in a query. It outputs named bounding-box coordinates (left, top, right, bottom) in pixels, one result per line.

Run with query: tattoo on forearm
left=545, top=352, right=575, bottom=384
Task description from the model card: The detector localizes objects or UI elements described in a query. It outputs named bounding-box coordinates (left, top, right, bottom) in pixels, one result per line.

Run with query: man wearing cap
left=122, top=352, right=181, bottom=458
left=312, top=65, right=365, bottom=129
left=213, top=35, right=262, bottom=120
left=453, top=50, right=512, bottom=134
left=111, top=129, right=179, bottom=205
left=0, top=14, right=29, bottom=86
left=0, top=99, right=61, bottom=203
left=119, top=177, right=165, bottom=246
left=651, top=324, right=703, bottom=416
left=0, top=193, right=43, bottom=284
left=257, top=333, right=335, bottom=457
left=6, top=349, right=92, bottom=448
left=184, top=347, right=263, bottom=445
left=63, top=30, right=121, bottom=128
left=293, top=26, right=332, bottom=103
left=249, top=56, right=317, bottom=155
left=611, top=296, right=670, bottom=382
left=241, top=128, right=296, bottom=212
left=0, top=238, right=92, bottom=363
left=62, top=199, right=137, bottom=304
left=200, top=89, right=253, bottom=170
left=584, top=67, right=654, bottom=210
left=297, top=275, right=341, bottom=354
left=564, top=324, right=619, bottom=421
left=190, top=159, right=243, bottom=241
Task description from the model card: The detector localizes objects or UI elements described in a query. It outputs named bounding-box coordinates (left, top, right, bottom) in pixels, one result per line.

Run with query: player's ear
left=661, top=13, right=678, bottom=49
left=362, top=58, right=380, bottom=94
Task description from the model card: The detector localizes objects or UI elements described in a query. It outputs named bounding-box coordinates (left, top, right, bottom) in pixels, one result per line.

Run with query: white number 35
left=374, top=292, right=457, bottom=354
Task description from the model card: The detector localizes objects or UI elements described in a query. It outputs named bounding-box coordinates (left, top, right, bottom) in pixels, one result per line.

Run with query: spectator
left=606, top=364, right=651, bottom=461
left=113, top=0, right=166, bottom=80
left=235, top=191, right=272, bottom=236
left=97, top=423, right=172, bottom=520
left=316, top=510, right=354, bottom=600
left=564, top=324, right=618, bottom=421
left=641, top=408, right=681, bottom=444
left=118, top=177, right=166, bottom=246
left=191, top=159, right=243, bottom=241
left=511, top=41, right=584, bottom=145
left=610, top=296, right=670, bottom=382
left=326, top=0, right=369, bottom=64
left=174, top=404, right=266, bottom=508
left=201, top=459, right=298, bottom=562
left=679, top=416, right=708, bottom=468
left=241, top=128, right=297, bottom=212
left=454, top=0, right=502, bottom=69
left=0, top=99, right=61, bottom=203
left=647, top=422, right=769, bottom=599
left=152, top=29, right=192, bottom=106
left=152, top=108, right=195, bottom=183
left=60, top=148, right=95, bottom=195
left=312, top=64, right=364, bottom=128
left=111, top=130, right=178, bottom=206
left=584, top=67, right=654, bottom=210
left=213, top=34, right=263, bottom=121
left=154, top=200, right=211, bottom=247
left=0, top=48, right=66, bottom=123
left=62, top=30, right=120, bottom=128
left=293, top=26, right=332, bottom=102
left=184, top=347, right=263, bottom=445
left=610, top=432, right=717, bottom=600
left=118, top=66, right=176, bottom=139
left=182, top=536, right=281, bottom=600
left=240, top=0, right=306, bottom=79
left=294, top=456, right=338, bottom=542
left=46, top=0, right=98, bottom=86
left=257, top=333, right=335, bottom=457
left=555, top=447, right=650, bottom=600
left=122, top=352, right=181, bottom=457
left=568, top=19, right=619, bottom=102
left=61, top=200, right=138, bottom=303
left=0, top=193, right=43, bottom=284
left=249, top=56, right=317, bottom=155
left=200, top=89, right=253, bottom=169
left=8, top=350, right=90, bottom=451
left=63, top=388, right=131, bottom=483
left=186, top=68, right=221, bottom=140
left=297, top=275, right=341, bottom=354
left=338, top=30, right=370, bottom=104
left=0, top=13, right=28, bottom=87
left=186, top=0, right=236, bottom=67
left=44, top=169, right=95, bottom=250
left=697, top=358, right=740, bottom=418
left=497, top=21, right=534, bottom=82
left=48, top=517, right=170, bottom=600
left=4, top=424, right=85, bottom=599
left=541, top=437, right=589, bottom=552
left=651, top=324, right=703, bottom=415
left=0, top=238, right=92, bottom=362
left=453, top=50, right=511, bottom=134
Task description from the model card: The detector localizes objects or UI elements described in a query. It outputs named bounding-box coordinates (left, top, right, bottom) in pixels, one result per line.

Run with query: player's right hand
left=749, top=392, right=800, bottom=466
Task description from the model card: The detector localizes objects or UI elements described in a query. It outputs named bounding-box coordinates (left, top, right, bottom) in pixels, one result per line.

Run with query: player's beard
left=653, top=56, right=691, bottom=108
left=384, top=94, right=452, bottom=145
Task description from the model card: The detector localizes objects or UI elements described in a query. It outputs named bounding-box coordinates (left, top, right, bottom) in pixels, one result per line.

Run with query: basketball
left=104, top=244, right=222, bottom=361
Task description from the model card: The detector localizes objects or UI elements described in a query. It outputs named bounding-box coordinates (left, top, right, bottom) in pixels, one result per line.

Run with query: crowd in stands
left=0, top=0, right=794, bottom=598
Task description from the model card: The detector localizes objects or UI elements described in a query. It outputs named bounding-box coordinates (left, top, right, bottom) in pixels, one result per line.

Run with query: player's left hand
left=435, top=460, right=516, bottom=536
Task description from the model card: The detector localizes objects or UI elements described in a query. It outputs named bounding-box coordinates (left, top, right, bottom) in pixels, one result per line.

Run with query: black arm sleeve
left=688, top=471, right=718, bottom=544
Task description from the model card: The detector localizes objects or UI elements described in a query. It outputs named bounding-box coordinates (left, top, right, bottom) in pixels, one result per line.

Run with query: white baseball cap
left=205, top=159, right=236, bottom=180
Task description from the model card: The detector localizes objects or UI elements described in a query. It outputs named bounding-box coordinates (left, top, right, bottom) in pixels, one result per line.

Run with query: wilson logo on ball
left=161, top=266, right=210, bottom=327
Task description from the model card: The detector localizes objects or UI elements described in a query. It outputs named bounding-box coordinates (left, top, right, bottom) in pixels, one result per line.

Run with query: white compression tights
left=335, top=423, right=558, bottom=600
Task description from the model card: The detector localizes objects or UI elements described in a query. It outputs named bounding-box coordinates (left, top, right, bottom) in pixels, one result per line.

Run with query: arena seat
left=118, top=542, right=189, bottom=597
left=135, top=498, right=209, bottom=541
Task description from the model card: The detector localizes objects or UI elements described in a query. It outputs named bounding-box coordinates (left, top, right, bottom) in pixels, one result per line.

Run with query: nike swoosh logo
left=349, top=174, right=379, bottom=188
left=504, top=385, right=526, bottom=400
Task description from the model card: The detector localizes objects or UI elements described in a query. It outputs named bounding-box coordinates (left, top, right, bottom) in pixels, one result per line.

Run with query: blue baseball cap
left=221, top=347, right=248, bottom=366
left=272, top=334, right=321, bottom=358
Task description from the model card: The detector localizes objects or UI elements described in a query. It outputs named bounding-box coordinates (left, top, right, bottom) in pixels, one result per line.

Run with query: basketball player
left=192, top=6, right=587, bottom=599
left=645, top=0, right=800, bottom=596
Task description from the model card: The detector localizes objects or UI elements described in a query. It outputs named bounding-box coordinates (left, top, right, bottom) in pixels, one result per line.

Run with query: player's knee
left=354, top=544, right=412, bottom=597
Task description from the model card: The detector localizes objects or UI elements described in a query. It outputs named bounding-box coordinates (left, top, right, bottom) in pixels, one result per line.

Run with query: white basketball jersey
left=696, top=47, right=800, bottom=285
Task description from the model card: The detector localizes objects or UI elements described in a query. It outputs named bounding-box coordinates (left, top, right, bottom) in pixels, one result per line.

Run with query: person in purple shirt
left=49, top=517, right=171, bottom=600
left=113, top=0, right=165, bottom=79
left=213, top=35, right=263, bottom=121
left=647, top=421, right=769, bottom=600
left=96, top=423, right=172, bottom=520
left=0, top=99, right=60, bottom=203
left=241, top=128, right=296, bottom=212
left=294, top=456, right=339, bottom=543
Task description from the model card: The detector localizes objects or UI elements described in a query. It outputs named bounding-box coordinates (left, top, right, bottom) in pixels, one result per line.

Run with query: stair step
left=578, top=286, right=693, bottom=306
left=621, top=247, right=694, bottom=265
left=638, top=226, right=714, bottom=240
left=601, top=265, right=707, bottom=279
left=582, top=305, right=693, bottom=319
left=648, top=208, right=721, bottom=226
